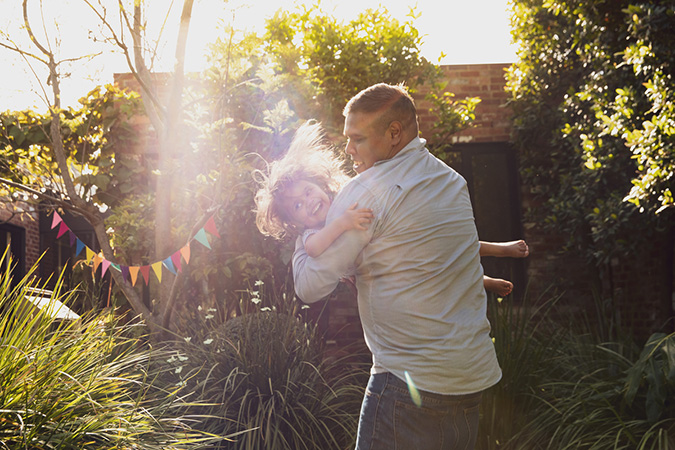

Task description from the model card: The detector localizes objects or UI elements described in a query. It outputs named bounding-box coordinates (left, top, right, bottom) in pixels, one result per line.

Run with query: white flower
left=261, top=307, right=271, bottom=312
left=251, top=298, right=261, bottom=305
left=198, top=305, right=203, bottom=311
left=203, top=338, right=214, bottom=345
left=175, top=366, right=183, bottom=374
left=254, top=280, right=264, bottom=286
left=205, top=314, right=214, bottom=320
left=178, top=355, right=189, bottom=362
left=184, top=337, right=191, bottom=342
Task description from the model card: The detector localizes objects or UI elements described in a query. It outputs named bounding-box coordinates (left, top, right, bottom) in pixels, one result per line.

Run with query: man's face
left=279, top=180, right=331, bottom=229
left=343, top=111, right=393, bottom=174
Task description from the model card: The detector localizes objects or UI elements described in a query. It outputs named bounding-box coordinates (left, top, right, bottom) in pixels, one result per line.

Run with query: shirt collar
left=372, top=136, right=427, bottom=168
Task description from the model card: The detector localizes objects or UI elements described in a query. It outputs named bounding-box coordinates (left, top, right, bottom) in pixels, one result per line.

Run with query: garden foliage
left=159, top=298, right=369, bottom=449
left=0, top=258, right=203, bottom=449
left=507, top=0, right=674, bottom=265
left=479, top=292, right=675, bottom=449
left=506, top=0, right=675, bottom=340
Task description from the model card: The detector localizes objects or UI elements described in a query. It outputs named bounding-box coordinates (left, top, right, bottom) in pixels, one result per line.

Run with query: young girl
left=254, top=121, right=528, bottom=295
left=254, top=121, right=373, bottom=258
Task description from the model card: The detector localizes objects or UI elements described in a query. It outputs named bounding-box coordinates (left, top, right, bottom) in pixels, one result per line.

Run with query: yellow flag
left=151, top=261, right=163, bottom=283
left=85, top=247, right=95, bottom=262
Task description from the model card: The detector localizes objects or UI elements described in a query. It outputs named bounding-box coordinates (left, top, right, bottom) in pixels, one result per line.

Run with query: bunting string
left=50, top=211, right=220, bottom=286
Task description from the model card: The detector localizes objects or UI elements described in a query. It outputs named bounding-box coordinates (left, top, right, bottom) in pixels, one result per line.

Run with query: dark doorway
left=443, top=142, right=527, bottom=299
left=0, top=223, right=26, bottom=287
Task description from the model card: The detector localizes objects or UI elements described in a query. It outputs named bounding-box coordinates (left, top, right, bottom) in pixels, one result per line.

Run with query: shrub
left=479, top=289, right=675, bottom=449
left=161, top=306, right=368, bottom=450
left=0, top=260, right=202, bottom=449
left=479, top=292, right=565, bottom=449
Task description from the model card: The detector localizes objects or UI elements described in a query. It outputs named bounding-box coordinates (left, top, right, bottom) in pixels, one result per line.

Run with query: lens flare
left=404, top=371, right=422, bottom=408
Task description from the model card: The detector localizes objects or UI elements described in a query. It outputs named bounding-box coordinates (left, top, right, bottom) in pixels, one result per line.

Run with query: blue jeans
left=355, top=372, right=483, bottom=450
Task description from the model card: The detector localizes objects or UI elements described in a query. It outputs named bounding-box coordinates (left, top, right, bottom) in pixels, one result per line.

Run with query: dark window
left=0, top=223, right=26, bottom=286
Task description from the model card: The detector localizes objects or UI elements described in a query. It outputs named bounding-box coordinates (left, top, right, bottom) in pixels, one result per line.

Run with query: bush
left=160, top=307, right=369, bottom=450
left=479, top=290, right=675, bottom=449
left=0, top=260, right=202, bottom=449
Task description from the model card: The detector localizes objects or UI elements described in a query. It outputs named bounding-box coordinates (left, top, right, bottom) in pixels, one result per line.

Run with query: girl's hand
left=342, top=203, right=374, bottom=231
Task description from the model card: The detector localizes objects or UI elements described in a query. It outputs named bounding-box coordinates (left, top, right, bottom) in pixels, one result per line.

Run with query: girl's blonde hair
left=253, top=121, right=350, bottom=240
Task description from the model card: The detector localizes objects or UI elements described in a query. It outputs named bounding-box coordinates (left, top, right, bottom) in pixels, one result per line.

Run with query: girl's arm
left=479, top=240, right=529, bottom=258
left=305, top=203, right=373, bottom=258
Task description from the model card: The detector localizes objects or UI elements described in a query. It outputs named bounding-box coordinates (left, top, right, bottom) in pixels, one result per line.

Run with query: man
left=292, top=83, right=501, bottom=449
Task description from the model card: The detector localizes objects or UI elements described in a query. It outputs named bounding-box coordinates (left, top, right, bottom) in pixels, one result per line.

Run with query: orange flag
left=129, top=267, right=140, bottom=286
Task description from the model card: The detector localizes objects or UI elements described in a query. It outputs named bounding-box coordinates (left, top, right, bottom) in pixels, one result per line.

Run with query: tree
left=507, top=0, right=674, bottom=331
left=1, top=0, right=203, bottom=335
left=261, top=4, right=478, bottom=144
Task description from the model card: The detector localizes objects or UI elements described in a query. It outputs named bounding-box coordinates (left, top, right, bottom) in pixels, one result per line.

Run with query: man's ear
left=388, top=120, right=403, bottom=145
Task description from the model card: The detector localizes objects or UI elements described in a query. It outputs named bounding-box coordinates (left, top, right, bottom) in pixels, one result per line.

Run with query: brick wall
left=415, top=64, right=512, bottom=143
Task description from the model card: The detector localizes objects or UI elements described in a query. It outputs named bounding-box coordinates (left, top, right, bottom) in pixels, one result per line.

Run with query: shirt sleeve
left=292, top=192, right=374, bottom=303
left=301, top=228, right=319, bottom=246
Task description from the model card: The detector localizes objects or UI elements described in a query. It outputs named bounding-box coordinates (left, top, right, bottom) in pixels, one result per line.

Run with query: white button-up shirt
left=293, top=137, right=502, bottom=395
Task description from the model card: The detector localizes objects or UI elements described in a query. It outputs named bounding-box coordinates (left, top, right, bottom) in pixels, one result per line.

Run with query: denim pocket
left=393, top=400, right=447, bottom=450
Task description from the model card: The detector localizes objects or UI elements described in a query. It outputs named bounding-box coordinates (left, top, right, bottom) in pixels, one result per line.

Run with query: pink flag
left=51, top=212, right=62, bottom=229
left=57, top=221, right=70, bottom=238
left=171, top=251, right=182, bottom=272
left=101, top=260, right=111, bottom=277
left=204, top=216, right=221, bottom=238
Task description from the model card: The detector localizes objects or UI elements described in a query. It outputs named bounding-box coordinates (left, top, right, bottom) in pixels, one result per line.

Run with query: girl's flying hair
left=253, top=121, right=350, bottom=240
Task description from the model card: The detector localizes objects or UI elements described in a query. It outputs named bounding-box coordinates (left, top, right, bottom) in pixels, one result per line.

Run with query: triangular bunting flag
left=48, top=208, right=218, bottom=288
left=180, top=245, right=191, bottom=264
left=101, top=260, right=111, bottom=277
left=57, top=221, right=70, bottom=238
left=129, top=267, right=140, bottom=286
left=204, top=216, right=221, bottom=238
left=121, top=266, right=130, bottom=283
left=93, top=253, right=103, bottom=273
left=75, top=239, right=85, bottom=257
left=151, top=262, right=163, bottom=283
left=51, top=212, right=62, bottom=229
left=193, top=228, right=211, bottom=249
left=162, top=256, right=177, bottom=275
left=140, top=266, right=151, bottom=285
left=170, top=251, right=182, bottom=272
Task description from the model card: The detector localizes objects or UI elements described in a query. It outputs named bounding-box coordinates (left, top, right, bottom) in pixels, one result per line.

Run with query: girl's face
left=279, top=180, right=331, bottom=229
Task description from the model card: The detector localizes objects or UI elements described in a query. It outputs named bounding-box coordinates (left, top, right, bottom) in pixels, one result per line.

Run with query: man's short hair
left=343, top=83, right=418, bottom=134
